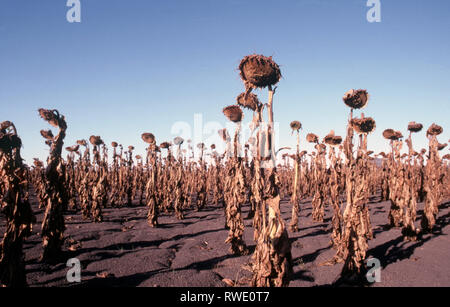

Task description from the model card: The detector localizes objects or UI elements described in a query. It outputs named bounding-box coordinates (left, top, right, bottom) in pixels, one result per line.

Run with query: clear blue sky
left=1, top=0, right=449, bottom=163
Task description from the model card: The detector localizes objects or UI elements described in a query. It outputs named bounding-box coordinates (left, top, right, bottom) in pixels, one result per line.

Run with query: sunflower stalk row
left=1, top=57, right=449, bottom=288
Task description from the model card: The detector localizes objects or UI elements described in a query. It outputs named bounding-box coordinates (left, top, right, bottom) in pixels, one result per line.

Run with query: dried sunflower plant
left=328, top=90, right=376, bottom=283
left=38, top=108, right=68, bottom=262
left=288, top=121, right=302, bottom=232
left=0, top=121, right=34, bottom=287
left=234, top=54, right=293, bottom=287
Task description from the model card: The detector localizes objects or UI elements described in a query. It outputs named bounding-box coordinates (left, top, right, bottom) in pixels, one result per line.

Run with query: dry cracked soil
left=1, top=191, right=449, bottom=287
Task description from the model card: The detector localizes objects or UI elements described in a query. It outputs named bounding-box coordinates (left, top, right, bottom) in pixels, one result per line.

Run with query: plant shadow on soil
left=10, top=190, right=450, bottom=287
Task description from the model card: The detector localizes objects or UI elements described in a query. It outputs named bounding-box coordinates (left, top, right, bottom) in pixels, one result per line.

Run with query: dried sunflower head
left=442, top=154, right=450, bottom=160
left=408, top=122, right=423, bottom=133
left=330, top=136, right=343, bottom=146
left=323, top=130, right=342, bottom=146
left=306, top=133, right=319, bottom=144
left=38, top=108, right=60, bottom=128
left=238, top=54, right=281, bottom=89
left=77, top=139, right=87, bottom=147
left=89, top=135, right=104, bottom=146
left=383, top=129, right=402, bottom=141
left=65, top=145, right=79, bottom=152
left=173, top=136, right=184, bottom=146
left=427, top=123, right=443, bottom=136
left=351, top=116, right=376, bottom=134
left=0, top=121, right=12, bottom=131
left=210, top=144, right=216, bottom=150
left=395, top=131, right=404, bottom=139
left=197, top=143, right=205, bottom=150
left=290, top=121, right=302, bottom=131
left=0, top=132, right=22, bottom=153
left=237, top=92, right=260, bottom=111
left=135, top=155, right=142, bottom=160
left=142, top=133, right=156, bottom=144
left=382, top=129, right=394, bottom=140
left=128, top=146, right=135, bottom=151
left=343, top=89, right=369, bottom=109
left=223, top=105, right=243, bottom=123
left=40, top=129, right=54, bottom=140
left=111, top=142, right=118, bottom=148
left=160, top=142, right=170, bottom=149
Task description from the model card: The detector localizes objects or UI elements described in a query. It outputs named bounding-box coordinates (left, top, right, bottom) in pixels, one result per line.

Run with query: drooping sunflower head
left=89, top=135, right=104, bottom=146
left=160, top=142, right=171, bottom=149
left=383, top=129, right=403, bottom=141
left=351, top=116, right=376, bottom=134
left=223, top=105, right=243, bottom=123
left=238, top=54, right=281, bottom=89
left=65, top=145, right=79, bottom=153
left=38, top=108, right=60, bottom=128
left=77, top=139, right=87, bottom=147
left=40, top=129, right=54, bottom=140
left=0, top=132, right=22, bottom=153
left=290, top=121, right=302, bottom=132
left=342, top=89, right=369, bottom=109
left=237, top=92, right=260, bottom=111
left=427, top=123, right=443, bottom=137
left=142, top=133, right=156, bottom=144
left=0, top=121, right=12, bottom=131
left=173, top=136, right=184, bottom=146
left=323, top=130, right=342, bottom=146
left=306, top=133, right=319, bottom=144
left=408, top=122, right=423, bottom=133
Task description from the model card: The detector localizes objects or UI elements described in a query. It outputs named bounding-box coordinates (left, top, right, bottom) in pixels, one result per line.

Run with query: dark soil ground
left=1, top=192, right=449, bottom=287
